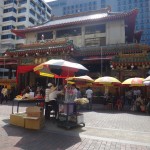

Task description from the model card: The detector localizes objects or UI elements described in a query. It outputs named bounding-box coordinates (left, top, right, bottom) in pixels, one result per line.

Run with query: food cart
left=57, top=102, right=85, bottom=129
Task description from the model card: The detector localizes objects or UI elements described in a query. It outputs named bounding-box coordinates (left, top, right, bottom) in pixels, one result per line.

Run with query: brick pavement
left=0, top=102, right=150, bottom=150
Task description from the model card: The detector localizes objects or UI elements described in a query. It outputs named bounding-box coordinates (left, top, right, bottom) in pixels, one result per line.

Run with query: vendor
left=45, top=83, right=63, bottom=120
left=45, top=83, right=53, bottom=119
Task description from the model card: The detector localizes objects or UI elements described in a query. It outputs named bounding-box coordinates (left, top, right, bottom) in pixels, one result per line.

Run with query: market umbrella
left=122, top=77, right=145, bottom=86
left=143, top=81, right=150, bottom=86
left=66, top=75, right=94, bottom=83
left=33, top=59, right=88, bottom=77
left=94, top=76, right=121, bottom=86
left=144, top=76, right=150, bottom=81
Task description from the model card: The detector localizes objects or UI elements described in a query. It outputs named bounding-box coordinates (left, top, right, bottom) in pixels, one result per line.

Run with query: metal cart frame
left=57, top=102, right=85, bottom=129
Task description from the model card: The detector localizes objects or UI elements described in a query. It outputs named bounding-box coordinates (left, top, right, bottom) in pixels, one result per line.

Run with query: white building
left=0, top=0, right=52, bottom=52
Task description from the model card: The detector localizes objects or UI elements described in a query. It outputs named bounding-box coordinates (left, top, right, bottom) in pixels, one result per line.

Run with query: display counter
left=12, top=99, right=45, bottom=114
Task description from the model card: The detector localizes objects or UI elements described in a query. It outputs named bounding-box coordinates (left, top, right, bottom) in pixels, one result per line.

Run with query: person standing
left=85, top=87, right=93, bottom=110
left=1, top=85, right=8, bottom=103
left=48, top=84, right=63, bottom=119
left=45, top=83, right=53, bottom=119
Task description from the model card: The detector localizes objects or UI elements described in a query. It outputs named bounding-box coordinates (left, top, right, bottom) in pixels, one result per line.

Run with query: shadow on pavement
left=2, top=122, right=83, bottom=150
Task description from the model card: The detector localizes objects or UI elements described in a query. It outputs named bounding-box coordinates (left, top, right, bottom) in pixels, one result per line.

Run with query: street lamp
left=100, top=47, right=103, bottom=76
left=3, top=54, right=7, bottom=78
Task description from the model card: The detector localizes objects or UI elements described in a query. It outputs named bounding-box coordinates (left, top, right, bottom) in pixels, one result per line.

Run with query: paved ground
left=0, top=101, right=150, bottom=150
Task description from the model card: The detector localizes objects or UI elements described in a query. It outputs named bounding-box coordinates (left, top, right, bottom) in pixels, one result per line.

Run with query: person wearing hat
left=45, top=83, right=63, bottom=119
left=48, top=84, right=63, bottom=120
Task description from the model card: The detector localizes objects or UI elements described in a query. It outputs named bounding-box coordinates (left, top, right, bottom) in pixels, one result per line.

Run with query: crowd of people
left=125, top=88, right=150, bottom=113
left=1, top=83, right=150, bottom=118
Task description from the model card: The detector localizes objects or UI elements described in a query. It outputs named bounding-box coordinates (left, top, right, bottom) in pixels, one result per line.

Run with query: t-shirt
left=49, top=90, right=62, bottom=101
left=45, top=88, right=50, bottom=102
left=86, top=89, right=93, bottom=98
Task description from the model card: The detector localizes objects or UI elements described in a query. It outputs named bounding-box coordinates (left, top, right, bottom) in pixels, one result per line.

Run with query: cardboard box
left=26, top=106, right=43, bottom=117
left=24, top=116, right=45, bottom=130
left=10, top=113, right=27, bottom=127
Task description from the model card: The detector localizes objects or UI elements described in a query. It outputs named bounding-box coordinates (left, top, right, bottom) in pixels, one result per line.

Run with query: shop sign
left=35, top=58, right=47, bottom=64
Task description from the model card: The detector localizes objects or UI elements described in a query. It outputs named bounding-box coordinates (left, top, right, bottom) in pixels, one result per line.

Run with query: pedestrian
left=77, top=88, right=82, bottom=98
left=1, top=85, right=8, bottom=103
left=85, top=87, right=93, bottom=110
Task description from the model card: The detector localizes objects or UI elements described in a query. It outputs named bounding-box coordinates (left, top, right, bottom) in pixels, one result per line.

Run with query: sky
left=44, top=0, right=56, bottom=2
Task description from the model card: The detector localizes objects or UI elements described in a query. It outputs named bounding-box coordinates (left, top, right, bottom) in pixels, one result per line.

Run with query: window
left=3, top=7, right=17, bottom=13
left=2, top=25, right=15, bottom=31
left=30, top=0, right=35, bottom=7
left=1, top=34, right=15, bottom=39
left=85, top=24, right=106, bottom=34
left=47, top=8, right=51, bottom=14
left=4, top=0, right=17, bottom=5
left=85, top=38, right=99, bottom=46
left=85, top=37, right=106, bottom=47
left=3, top=16, right=16, bottom=22
left=30, top=9, right=35, bottom=16
left=29, top=17, right=35, bottom=24
left=18, top=17, right=26, bottom=22
left=18, top=8, right=26, bottom=13
left=37, top=32, right=53, bottom=40
left=56, top=27, right=81, bottom=38
left=17, top=25, right=25, bottom=29
left=19, top=0, right=27, bottom=5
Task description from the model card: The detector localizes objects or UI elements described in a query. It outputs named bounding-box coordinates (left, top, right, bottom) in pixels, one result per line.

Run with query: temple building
left=1, top=6, right=150, bottom=89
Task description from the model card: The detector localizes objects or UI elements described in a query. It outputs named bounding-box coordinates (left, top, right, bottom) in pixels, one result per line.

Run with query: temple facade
left=1, top=7, right=150, bottom=89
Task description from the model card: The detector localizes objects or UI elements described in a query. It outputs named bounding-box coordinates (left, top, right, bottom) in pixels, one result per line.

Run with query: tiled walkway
left=0, top=102, right=150, bottom=150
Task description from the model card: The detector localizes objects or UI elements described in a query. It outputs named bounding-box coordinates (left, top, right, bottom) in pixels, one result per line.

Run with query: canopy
left=33, top=59, right=88, bottom=78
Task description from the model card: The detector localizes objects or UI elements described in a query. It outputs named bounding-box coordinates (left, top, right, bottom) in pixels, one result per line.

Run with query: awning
left=16, top=65, right=36, bottom=83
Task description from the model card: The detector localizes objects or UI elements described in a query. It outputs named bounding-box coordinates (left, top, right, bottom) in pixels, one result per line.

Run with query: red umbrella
left=33, top=59, right=88, bottom=77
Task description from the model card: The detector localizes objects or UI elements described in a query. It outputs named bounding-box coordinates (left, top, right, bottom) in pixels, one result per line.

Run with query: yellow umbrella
left=94, top=76, right=121, bottom=86
left=122, top=77, right=144, bottom=86
left=66, top=75, right=94, bottom=83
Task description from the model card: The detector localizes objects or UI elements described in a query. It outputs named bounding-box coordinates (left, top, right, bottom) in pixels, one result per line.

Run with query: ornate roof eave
left=5, top=40, right=75, bottom=57
left=73, top=44, right=150, bottom=57
left=11, top=9, right=138, bottom=37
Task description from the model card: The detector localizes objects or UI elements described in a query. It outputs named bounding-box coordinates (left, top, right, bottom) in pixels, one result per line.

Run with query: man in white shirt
left=86, top=87, right=93, bottom=110
left=45, top=83, right=53, bottom=119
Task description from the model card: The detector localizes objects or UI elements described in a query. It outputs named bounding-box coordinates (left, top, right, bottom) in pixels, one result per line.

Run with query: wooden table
left=12, top=99, right=45, bottom=114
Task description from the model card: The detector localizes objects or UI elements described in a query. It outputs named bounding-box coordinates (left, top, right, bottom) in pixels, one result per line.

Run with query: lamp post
left=3, top=54, right=7, bottom=78
left=100, top=47, right=103, bottom=76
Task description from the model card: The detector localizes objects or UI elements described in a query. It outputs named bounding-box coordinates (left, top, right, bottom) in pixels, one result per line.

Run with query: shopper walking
left=85, top=87, right=93, bottom=110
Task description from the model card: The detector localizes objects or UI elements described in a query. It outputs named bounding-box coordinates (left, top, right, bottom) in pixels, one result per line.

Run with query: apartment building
left=0, top=0, right=52, bottom=52
left=48, top=0, right=150, bottom=45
